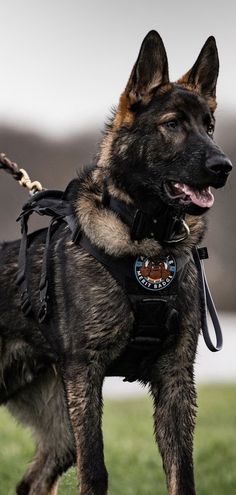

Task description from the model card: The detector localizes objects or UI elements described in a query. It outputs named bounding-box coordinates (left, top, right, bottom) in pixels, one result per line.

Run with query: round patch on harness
left=134, top=255, right=176, bottom=291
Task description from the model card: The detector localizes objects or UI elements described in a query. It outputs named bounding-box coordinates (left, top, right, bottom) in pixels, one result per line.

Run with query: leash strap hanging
left=38, top=218, right=59, bottom=323
left=194, top=247, right=223, bottom=352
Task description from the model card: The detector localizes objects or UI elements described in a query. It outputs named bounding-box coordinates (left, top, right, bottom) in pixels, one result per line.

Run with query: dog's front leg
left=62, top=355, right=108, bottom=495
left=151, top=361, right=197, bottom=495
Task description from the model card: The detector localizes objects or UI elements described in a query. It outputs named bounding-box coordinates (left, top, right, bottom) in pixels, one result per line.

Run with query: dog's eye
left=164, top=120, right=179, bottom=130
left=207, top=124, right=215, bottom=136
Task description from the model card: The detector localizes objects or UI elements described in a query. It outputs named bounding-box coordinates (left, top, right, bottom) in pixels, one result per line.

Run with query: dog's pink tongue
left=174, top=183, right=215, bottom=208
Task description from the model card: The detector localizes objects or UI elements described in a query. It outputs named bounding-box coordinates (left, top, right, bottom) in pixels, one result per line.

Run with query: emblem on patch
left=134, top=255, right=177, bottom=291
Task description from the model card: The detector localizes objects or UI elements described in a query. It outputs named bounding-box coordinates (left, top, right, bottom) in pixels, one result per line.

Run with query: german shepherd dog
left=0, top=31, right=232, bottom=495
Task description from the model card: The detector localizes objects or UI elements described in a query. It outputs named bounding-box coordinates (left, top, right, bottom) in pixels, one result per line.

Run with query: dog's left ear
left=124, top=30, right=169, bottom=108
left=178, top=36, right=219, bottom=105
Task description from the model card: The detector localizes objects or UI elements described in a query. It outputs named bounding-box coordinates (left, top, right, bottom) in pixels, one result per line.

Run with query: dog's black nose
left=206, top=155, right=233, bottom=175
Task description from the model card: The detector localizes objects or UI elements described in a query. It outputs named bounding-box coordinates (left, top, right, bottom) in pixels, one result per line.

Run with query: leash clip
left=19, top=168, right=43, bottom=195
left=194, top=247, right=223, bottom=352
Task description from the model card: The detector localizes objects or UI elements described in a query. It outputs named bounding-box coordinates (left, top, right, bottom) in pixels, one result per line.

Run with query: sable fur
left=0, top=30, right=232, bottom=495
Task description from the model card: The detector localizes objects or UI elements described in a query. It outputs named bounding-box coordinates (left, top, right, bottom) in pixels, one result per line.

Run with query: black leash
left=0, top=153, right=22, bottom=181
left=193, top=247, right=223, bottom=351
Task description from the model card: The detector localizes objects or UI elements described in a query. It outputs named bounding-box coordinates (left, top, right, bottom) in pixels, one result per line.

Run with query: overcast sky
left=0, top=0, right=235, bottom=136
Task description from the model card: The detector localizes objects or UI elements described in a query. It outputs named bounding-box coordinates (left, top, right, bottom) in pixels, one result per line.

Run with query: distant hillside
left=0, top=118, right=235, bottom=310
left=0, top=125, right=100, bottom=238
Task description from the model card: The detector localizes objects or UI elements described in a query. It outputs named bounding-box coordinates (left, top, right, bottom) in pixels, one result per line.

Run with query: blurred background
left=0, top=0, right=235, bottom=310
left=0, top=2, right=235, bottom=493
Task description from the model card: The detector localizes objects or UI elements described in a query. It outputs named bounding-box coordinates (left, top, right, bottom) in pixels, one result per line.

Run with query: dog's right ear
left=124, top=30, right=169, bottom=108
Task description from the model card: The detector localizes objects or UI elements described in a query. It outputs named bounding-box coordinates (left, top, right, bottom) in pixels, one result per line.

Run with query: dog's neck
left=74, top=166, right=207, bottom=258
left=102, top=180, right=192, bottom=246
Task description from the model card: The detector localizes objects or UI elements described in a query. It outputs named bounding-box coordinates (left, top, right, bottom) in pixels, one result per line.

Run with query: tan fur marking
left=186, top=214, right=205, bottom=246
left=97, top=92, right=135, bottom=168
left=97, top=130, right=114, bottom=168
left=75, top=184, right=162, bottom=258
left=107, top=182, right=133, bottom=205
left=157, top=82, right=173, bottom=95
left=158, top=112, right=178, bottom=124
left=50, top=479, right=59, bottom=495
left=92, top=166, right=106, bottom=184
left=177, top=78, right=217, bottom=112
left=168, top=464, right=177, bottom=495
left=115, top=93, right=135, bottom=126
left=177, top=70, right=192, bottom=86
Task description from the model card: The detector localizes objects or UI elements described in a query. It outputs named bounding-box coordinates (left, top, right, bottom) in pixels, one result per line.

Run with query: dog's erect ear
left=178, top=36, right=219, bottom=104
left=125, top=30, right=169, bottom=108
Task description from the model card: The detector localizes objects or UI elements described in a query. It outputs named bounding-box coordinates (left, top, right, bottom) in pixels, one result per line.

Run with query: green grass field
left=0, top=384, right=235, bottom=494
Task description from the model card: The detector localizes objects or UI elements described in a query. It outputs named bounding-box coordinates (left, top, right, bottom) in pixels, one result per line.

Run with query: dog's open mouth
left=165, top=181, right=215, bottom=208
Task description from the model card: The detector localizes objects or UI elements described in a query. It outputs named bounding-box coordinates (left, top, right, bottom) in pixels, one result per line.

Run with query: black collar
left=102, top=188, right=190, bottom=245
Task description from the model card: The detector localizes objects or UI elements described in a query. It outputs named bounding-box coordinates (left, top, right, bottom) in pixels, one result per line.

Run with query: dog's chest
left=77, top=235, right=192, bottom=354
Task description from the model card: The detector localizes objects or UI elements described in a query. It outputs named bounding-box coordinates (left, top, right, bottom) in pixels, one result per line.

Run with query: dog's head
left=104, top=31, right=232, bottom=216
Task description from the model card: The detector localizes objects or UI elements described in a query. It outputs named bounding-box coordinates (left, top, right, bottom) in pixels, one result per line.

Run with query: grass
left=0, top=384, right=235, bottom=494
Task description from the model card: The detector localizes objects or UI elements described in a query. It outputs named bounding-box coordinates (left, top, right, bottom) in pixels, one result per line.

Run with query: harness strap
left=16, top=214, right=32, bottom=316
left=76, top=227, right=191, bottom=288
left=16, top=190, right=74, bottom=322
left=38, top=218, right=59, bottom=323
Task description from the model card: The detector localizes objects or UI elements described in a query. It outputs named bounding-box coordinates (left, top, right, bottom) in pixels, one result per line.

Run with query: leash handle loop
left=201, top=260, right=223, bottom=351
left=195, top=247, right=223, bottom=352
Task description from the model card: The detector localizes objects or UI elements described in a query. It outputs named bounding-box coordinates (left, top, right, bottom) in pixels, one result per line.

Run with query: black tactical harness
left=16, top=186, right=223, bottom=356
